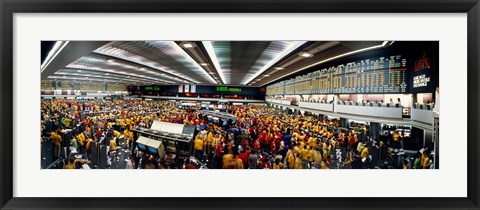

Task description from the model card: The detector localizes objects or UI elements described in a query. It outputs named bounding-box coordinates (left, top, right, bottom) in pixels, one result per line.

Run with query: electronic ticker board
left=266, top=54, right=408, bottom=95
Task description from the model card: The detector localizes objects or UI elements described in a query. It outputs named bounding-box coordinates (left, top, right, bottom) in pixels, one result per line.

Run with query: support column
left=369, top=122, right=381, bottom=142
left=339, top=118, right=348, bottom=128
left=433, top=118, right=439, bottom=169
left=317, top=114, right=324, bottom=120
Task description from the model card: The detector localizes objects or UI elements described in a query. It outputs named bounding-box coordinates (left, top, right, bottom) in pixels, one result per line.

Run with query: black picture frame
left=1, top=0, right=479, bottom=209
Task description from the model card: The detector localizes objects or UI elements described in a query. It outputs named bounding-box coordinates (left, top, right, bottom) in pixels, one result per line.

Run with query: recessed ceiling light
left=264, top=75, right=270, bottom=77
left=274, top=67, right=284, bottom=70
left=77, top=70, right=82, bottom=72
left=106, top=58, right=116, bottom=63
left=182, top=42, right=195, bottom=48
left=299, top=51, right=313, bottom=58
left=140, top=67, right=146, bottom=70
left=85, top=77, right=88, bottom=79
left=200, top=63, right=209, bottom=66
left=105, top=73, right=110, bottom=75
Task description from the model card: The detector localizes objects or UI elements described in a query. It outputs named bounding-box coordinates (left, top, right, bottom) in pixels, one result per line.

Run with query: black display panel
left=409, top=43, right=438, bottom=93
left=266, top=41, right=439, bottom=95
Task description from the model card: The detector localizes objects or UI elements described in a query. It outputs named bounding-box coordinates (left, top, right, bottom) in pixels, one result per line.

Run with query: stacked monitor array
left=135, top=121, right=196, bottom=157
left=136, top=136, right=166, bottom=158
left=199, top=110, right=237, bottom=126
left=148, top=121, right=195, bottom=142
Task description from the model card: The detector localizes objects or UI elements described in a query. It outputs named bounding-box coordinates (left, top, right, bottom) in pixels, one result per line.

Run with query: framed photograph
left=1, top=0, right=479, bottom=210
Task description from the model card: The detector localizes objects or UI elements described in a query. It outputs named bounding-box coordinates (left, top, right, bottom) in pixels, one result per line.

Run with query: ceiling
left=41, top=41, right=392, bottom=87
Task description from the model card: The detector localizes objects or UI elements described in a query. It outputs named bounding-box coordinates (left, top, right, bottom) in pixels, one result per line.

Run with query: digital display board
left=267, top=54, right=409, bottom=95
left=216, top=87, right=242, bottom=92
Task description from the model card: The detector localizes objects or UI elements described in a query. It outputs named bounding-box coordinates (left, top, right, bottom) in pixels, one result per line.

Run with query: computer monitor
left=136, top=136, right=151, bottom=151
left=137, top=143, right=146, bottom=151
left=148, top=146, right=158, bottom=156
left=146, top=139, right=165, bottom=158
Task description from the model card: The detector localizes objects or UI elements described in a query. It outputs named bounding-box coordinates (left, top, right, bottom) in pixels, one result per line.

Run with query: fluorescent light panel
left=167, top=41, right=217, bottom=84
left=41, top=41, right=70, bottom=72
left=67, top=57, right=175, bottom=83
left=94, top=45, right=199, bottom=83
left=242, top=41, right=307, bottom=85
left=202, top=41, right=226, bottom=84
left=59, top=67, right=171, bottom=84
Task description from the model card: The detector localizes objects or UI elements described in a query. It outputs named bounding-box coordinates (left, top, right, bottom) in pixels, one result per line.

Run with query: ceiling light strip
left=170, top=42, right=217, bottom=84
left=61, top=66, right=173, bottom=84
left=69, top=57, right=177, bottom=83
left=48, top=76, right=119, bottom=83
left=258, top=41, right=390, bottom=86
left=93, top=47, right=199, bottom=84
left=52, top=72, right=158, bottom=84
left=202, top=41, right=226, bottom=84
left=41, top=41, right=70, bottom=72
left=242, top=41, right=307, bottom=85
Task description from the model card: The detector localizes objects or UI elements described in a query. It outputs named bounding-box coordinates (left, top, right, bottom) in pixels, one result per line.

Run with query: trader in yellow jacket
left=194, top=134, right=204, bottom=160
left=76, top=132, right=86, bottom=147
left=287, top=151, right=296, bottom=169
left=293, top=153, right=303, bottom=169
left=124, top=128, right=132, bottom=149
left=50, top=128, right=63, bottom=158
left=360, top=147, right=369, bottom=159
left=312, top=149, right=322, bottom=167
left=223, top=153, right=235, bottom=169
left=110, top=138, right=118, bottom=151
left=421, top=151, right=431, bottom=169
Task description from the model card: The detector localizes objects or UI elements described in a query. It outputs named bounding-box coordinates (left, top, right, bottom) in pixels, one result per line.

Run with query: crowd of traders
left=41, top=98, right=433, bottom=169
left=192, top=106, right=431, bottom=169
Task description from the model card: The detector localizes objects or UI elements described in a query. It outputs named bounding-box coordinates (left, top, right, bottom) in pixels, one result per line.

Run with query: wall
left=416, top=93, right=433, bottom=104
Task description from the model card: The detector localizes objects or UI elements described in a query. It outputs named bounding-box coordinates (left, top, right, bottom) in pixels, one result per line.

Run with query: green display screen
left=154, top=86, right=160, bottom=91
left=216, top=87, right=228, bottom=91
left=144, top=86, right=153, bottom=90
left=216, top=87, right=241, bottom=92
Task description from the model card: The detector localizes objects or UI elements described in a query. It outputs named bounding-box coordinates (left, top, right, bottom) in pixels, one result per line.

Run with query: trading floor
left=41, top=99, right=435, bottom=170
left=40, top=41, right=439, bottom=170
